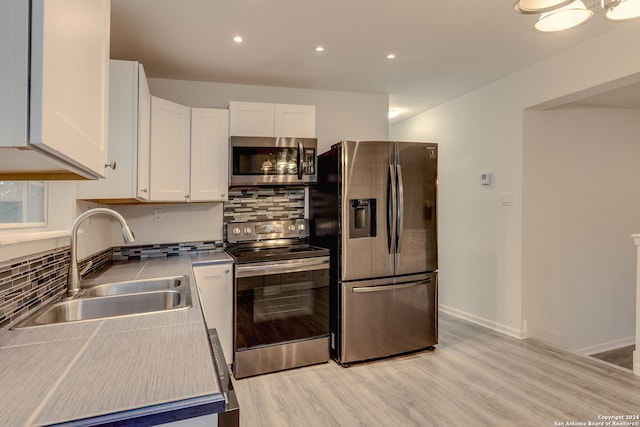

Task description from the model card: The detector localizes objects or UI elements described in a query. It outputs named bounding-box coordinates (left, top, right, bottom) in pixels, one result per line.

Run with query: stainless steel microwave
left=229, top=136, right=318, bottom=186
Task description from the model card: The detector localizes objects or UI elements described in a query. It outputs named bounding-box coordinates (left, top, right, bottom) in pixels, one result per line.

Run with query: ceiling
left=109, top=0, right=637, bottom=125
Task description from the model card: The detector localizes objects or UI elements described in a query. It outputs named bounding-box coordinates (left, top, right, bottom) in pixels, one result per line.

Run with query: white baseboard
left=439, top=304, right=525, bottom=339
left=575, top=336, right=636, bottom=356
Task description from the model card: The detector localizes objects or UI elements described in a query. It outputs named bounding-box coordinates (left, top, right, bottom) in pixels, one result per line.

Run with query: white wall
left=147, top=79, right=389, bottom=154
left=108, top=203, right=223, bottom=245
left=390, top=23, right=640, bottom=339
left=522, top=106, right=640, bottom=352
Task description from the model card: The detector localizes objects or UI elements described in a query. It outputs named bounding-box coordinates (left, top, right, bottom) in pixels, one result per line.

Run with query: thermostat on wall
left=480, top=172, right=491, bottom=185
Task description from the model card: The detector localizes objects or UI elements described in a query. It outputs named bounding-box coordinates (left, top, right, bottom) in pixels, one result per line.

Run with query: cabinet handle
left=140, top=188, right=148, bottom=193
left=221, top=193, right=225, bottom=197
left=225, top=269, right=230, bottom=273
left=185, top=194, right=190, bottom=200
left=104, top=160, right=117, bottom=170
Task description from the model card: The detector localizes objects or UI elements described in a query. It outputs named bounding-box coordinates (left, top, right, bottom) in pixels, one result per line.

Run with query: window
left=0, top=181, right=47, bottom=228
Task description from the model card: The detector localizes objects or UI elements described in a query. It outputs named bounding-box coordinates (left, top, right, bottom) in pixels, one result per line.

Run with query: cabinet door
left=30, top=0, right=111, bottom=177
left=274, top=103, right=316, bottom=137
left=194, top=264, right=234, bottom=362
left=76, top=60, right=138, bottom=200
left=190, top=108, right=229, bottom=202
left=0, top=0, right=110, bottom=179
left=136, top=64, right=151, bottom=200
left=229, top=101, right=275, bottom=136
left=149, top=96, right=191, bottom=201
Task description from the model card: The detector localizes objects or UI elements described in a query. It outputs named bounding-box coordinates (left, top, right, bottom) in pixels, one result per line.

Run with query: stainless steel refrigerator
left=311, top=140, right=438, bottom=364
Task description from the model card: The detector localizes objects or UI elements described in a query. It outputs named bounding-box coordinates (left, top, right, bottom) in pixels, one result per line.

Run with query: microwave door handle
left=297, top=141, right=304, bottom=179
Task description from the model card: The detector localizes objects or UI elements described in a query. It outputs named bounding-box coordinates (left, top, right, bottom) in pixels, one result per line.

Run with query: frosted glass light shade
left=605, top=0, right=640, bottom=21
left=515, top=0, right=573, bottom=13
left=534, top=0, right=593, bottom=32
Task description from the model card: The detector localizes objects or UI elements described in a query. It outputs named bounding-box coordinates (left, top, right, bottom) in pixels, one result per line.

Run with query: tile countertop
left=0, top=252, right=234, bottom=427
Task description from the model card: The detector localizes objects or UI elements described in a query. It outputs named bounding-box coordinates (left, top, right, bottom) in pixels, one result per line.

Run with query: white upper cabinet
left=274, top=104, right=316, bottom=138
left=0, top=0, right=111, bottom=180
left=190, top=108, right=229, bottom=202
left=229, top=101, right=315, bottom=137
left=229, top=101, right=275, bottom=137
left=137, top=64, right=152, bottom=200
left=77, top=60, right=151, bottom=201
left=149, top=96, right=191, bottom=202
left=148, top=98, right=229, bottom=203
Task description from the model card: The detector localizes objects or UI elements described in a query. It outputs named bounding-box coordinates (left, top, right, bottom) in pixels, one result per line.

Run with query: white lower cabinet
left=194, top=263, right=233, bottom=362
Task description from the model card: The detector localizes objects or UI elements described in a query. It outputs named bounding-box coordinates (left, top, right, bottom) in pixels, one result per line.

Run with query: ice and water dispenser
left=349, top=199, right=376, bottom=238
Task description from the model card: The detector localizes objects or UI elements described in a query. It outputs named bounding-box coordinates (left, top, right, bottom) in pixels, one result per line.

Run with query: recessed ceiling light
left=233, top=36, right=243, bottom=43
left=388, top=109, right=399, bottom=118
left=386, top=53, right=396, bottom=59
left=314, top=46, right=325, bottom=53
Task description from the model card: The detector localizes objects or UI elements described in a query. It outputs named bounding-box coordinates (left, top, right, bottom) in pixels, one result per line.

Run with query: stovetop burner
left=225, top=219, right=329, bottom=264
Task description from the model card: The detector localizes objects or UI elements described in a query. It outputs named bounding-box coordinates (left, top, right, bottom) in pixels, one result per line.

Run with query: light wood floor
left=231, top=312, right=640, bottom=426
left=591, top=345, right=635, bottom=370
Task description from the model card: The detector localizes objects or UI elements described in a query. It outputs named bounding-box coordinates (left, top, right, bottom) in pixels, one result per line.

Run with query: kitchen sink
left=12, top=276, right=192, bottom=329
left=82, top=276, right=186, bottom=297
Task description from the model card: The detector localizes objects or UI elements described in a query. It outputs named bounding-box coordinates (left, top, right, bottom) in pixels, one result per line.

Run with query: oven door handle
left=236, top=257, right=329, bottom=278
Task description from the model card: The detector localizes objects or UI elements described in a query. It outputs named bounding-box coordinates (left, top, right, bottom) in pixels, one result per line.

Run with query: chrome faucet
left=67, top=208, right=135, bottom=298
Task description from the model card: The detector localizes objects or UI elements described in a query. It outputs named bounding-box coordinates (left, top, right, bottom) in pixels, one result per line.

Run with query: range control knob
left=298, top=224, right=305, bottom=231
left=244, top=227, right=252, bottom=234
left=288, top=224, right=296, bottom=231
left=232, top=227, right=242, bottom=235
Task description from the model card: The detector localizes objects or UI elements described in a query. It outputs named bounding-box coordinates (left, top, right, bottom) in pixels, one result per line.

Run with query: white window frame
left=0, top=181, right=48, bottom=230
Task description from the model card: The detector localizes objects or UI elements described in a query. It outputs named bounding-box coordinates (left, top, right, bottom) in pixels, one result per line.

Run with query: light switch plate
left=480, top=172, right=491, bottom=185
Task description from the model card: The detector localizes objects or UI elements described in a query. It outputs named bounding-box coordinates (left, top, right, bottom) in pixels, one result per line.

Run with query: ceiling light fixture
left=386, top=53, right=396, bottom=59
left=233, top=36, right=243, bottom=43
left=314, top=46, right=325, bottom=53
left=515, top=0, right=640, bottom=32
left=388, top=109, right=399, bottom=119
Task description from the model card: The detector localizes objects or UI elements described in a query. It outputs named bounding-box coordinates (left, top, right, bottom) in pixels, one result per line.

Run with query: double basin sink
left=13, top=276, right=192, bottom=329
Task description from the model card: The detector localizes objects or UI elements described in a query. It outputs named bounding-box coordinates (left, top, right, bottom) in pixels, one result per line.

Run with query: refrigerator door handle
left=396, top=164, right=404, bottom=254
left=387, top=164, right=397, bottom=254
left=297, top=141, right=304, bottom=179
left=352, top=278, right=432, bottom=293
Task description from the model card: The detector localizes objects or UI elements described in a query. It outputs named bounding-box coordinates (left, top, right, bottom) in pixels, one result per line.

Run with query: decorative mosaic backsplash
left=0, top=239, right=226, bottom=329
left=223, top=187, right=305, bottom=223
left=113, top=241, right=224, bottom=261
left=0, top=247, right=112, bottom=329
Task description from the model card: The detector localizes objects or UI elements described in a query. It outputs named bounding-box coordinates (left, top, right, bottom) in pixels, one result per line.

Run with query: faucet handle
left=79, top=260, right=93, bottom=277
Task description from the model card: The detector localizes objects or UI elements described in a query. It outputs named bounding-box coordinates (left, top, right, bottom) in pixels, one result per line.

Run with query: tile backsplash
left=224, top=187, right=305, bottom=223
left=0, top=247, right=111, bottom=329
left=113, top=241, right=224, bottom=261
left=0, top=239, right=224, bottom=329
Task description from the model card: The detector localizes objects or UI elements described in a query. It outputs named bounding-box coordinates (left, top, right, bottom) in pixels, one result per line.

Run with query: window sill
left=0, top=230, right=69, bottom=246
left=0, top=230, right=70, bottom=264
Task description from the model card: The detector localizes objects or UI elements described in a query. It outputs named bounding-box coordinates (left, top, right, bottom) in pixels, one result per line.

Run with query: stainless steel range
left=226, top=219, right=330, bottom=379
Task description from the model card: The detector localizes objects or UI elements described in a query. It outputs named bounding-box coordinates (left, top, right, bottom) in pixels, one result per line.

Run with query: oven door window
left=236, top=268, right=329, bottom=349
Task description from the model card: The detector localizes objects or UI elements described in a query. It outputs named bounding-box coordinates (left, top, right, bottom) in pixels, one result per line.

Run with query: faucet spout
left=67, top=208, right=135, bottom=298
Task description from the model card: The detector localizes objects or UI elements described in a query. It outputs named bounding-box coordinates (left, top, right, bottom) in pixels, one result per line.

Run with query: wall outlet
left=153, top=208, right=164, bottom=222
